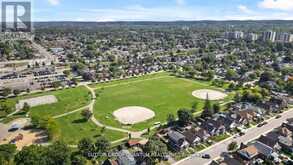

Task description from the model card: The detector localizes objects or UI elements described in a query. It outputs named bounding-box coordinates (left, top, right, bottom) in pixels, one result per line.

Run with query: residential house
left=278, top=136, right=293, bottom=152
left=167, top=131, right=189, bottom=151
left=278, top=127, right=292, bottom=137
left=193, top=128, right=211, bottom=142
left=283, top=118, right=293, bottom=132
left=200, top=119, right=226, bottom=136
left=264, top=95, right=289, bottom=112
left=257, top=134, right=281, bottom=151
left=237, top=144, right=259, bottom=161
left=182, top=128, right=204, bottom=146
left=237, top=141, right=273, bottom=161
left=232, top=110, right=258, bottom=125
left=117, top=150, right=136, bottom=165
left=103, top=159, right=118, bottom=165
left=214, top=114, right=237, bottom=131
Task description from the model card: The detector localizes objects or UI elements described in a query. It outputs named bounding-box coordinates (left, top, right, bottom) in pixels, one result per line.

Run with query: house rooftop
left=238, top=145, right=258, bottom=159
left=278, top=136, right=293, bottom=147
left=168, top=131, right=185, bottom=143
left=117, top=150, right=136, bottom=165
left=257, top=135, right=279, bottom=149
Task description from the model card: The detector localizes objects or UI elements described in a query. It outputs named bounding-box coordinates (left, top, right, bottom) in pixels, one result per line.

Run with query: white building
left=224, top=31, right=244, bottom=40
left=275, top=32, right=293, bottom=43
left=245, top=33, right=258, bottom=41
left=262, top=31, right=276, bottom=42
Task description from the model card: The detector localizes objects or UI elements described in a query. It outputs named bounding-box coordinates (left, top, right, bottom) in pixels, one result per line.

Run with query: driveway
left=174, top=109, right=293, bottom=165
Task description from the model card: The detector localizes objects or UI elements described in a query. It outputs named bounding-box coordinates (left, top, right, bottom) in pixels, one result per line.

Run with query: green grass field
left=1, top=72, right=233, bottom=144
left=93, top=72, right=232, bottom=131
left=29, top=87, right=91, bottom=118
left=1, top=87, right=91, bottom=119
left=54, top=113, right=127, bottom=145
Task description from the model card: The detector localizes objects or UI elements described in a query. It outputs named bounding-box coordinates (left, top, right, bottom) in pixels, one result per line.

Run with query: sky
left=28, top=0, right=293, bottom=21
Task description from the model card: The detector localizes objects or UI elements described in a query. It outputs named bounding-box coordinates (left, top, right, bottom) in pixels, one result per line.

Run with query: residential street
left=174, top=108, right=293, bottom=165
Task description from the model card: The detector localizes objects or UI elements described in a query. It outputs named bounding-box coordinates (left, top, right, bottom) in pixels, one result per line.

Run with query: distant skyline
left=31, top=0, right=293, bottom=21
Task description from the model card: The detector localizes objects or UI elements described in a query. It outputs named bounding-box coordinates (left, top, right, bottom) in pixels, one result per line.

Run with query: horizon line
left=33, top=19, right=293, bottom=23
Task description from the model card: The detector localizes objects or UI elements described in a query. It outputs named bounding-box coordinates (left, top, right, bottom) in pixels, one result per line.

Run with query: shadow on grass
left=72, top=118, right=87, bottom=124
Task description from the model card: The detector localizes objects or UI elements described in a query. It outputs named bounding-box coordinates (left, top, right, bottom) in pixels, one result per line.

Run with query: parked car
left=202, top=154, right=211, bottom=159
left=257, top=122, right=268, bottom=127
left=275, top=115, right=282, bottom=119
left=8, top=124, right=21, bottom=132
left=239, top=132, right=245, bottom=136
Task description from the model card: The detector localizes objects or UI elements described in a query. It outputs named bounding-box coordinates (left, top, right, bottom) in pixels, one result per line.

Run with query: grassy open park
left=0, top=87, right=91, bottom=120
left=93, top=72, right=234, bottom=131
left=54, top=113, right=127, bottom=145
left=1, top=72, right=234, bottom=145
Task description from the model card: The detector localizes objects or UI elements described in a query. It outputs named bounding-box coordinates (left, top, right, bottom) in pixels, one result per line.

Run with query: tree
left=205, top=70, right=215, bottom=81
left=13, top=89, right=21, bottom=96
left=31, top=116, right=60, bottom=141
left=2, top=88, right=11, bottom=97
left=143, top=137, right=168, bottom=163
left=201, top=94, right=214, bottom=118
left=191, top=102, right=198, bottom=112
left=167, top=114, right=176, bottom=126
left=213, top=103, right=221, bottom=114
left=285, top=81, right=293, bottom=95
left=14, top=145, right=46, bottom=165
left=227, top=141, right=238, bottom=152
left=81, top=109, right=93, bottom=121
left=234, top=92, right=241, bottom=102
left=0, top=103, right=12, bottom=114
left=47, top=121, right=61, bottom=141
left=52, top=81, right=62, bottom=89
left=95, top=136, right=110, bottom=155
left=177, top=109, right=193, bottom=126
left=71, top=155, right=87, bottom=165
left=225, top=69, right=238, bottom=80
left=46, top=141, right=71, bottom=165
left=0, top=144, right=16, bottom=165
left=78, top=138, right=95, bottom=159
left=22, top=102, right=30, bottom=113
left=259, top=71, right=274, bottom=83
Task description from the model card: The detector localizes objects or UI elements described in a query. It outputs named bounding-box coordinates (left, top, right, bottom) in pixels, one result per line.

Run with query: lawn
left=210, top=133, right=231, bottom=142
left=93, top=72, right=233, bottom=131
left=90, top=72, right=170, bottom=89
left=0, top=87, right=91, bottom=120
left=30, top=87, right=91, bottom=118
left=54, top=113, right=127, bottom=145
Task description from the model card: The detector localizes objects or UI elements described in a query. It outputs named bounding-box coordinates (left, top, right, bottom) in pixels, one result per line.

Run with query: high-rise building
left=224, top=31, right=244, bottom=40
left=245, top=33, right=258, bottom=41
left=275, top=32, right=293, bottom=43
left=262, top=31, right=276, bottom=42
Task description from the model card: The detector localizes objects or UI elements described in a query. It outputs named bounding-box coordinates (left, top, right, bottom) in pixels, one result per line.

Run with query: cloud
left=175, top=0, right=185, bottom=6
left=258, top=0, right=293, bottom=11
left=237, top=5, right=252, bottom=13
left=48, top=0, right=60, bottom=6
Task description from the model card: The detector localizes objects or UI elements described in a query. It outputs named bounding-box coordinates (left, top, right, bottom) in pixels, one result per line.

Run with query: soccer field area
left=93, top=72, right=232, bottom=131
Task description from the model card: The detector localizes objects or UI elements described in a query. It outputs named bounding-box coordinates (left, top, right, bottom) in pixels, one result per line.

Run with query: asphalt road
left=174, top=108, right=293, bottom=165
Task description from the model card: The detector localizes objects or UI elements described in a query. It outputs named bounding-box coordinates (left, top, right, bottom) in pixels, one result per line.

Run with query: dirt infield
left=113, top=106, right=155, bottom=125
left=192, top=89, right=227, bottom=100
left=16, top=95, right=58, bottom=110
